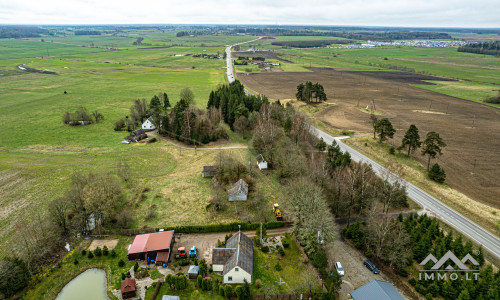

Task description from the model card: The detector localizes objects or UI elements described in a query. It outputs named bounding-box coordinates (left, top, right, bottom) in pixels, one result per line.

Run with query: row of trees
left=296, top=82, right=327, bottom=103
left=63, top=106, right=103, bottom=126
left=458, top=41, right=500, bottom=56
left=371, top=115, right=447, bottom=182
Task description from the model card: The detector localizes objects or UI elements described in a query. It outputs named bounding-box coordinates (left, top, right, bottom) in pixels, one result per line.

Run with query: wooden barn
left=228, top=179, right=248, bottom=201
left=124, top=129, right=148, bottom=143
left=202, top=166, right=216, bottom=177
left=127, top=230, right=175, bottom=265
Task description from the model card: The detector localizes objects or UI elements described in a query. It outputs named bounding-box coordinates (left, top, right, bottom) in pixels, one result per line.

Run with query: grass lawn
left=252, top=235, right=323, bottom=294
left=145, top=280, right=226, bottom=300
left=23, top=236, right=134, bottom=300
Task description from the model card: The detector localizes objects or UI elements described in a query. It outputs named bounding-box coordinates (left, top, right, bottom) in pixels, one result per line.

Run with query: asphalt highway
left=225, top=39, right=500, bottom=259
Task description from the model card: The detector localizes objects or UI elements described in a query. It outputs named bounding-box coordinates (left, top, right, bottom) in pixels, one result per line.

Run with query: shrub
left=121, top=273, right=126, bottom=280
left=278, top=247, right=285, bottom=256
left=217, top=239, right=222, bottom=247
left=224, top=285, right=233, bottom=298
left=88, top=251, right=94, bottom=259
left=389, top=146, right=395, bottom=154
left=428, top=163, right=446, bottom=183
left=255, top=279, right=262, bottom=288
left=111, top=249, right=117, bottom=257
left=161, top=221, right=284, bottom=234
left=425, top=293, right=433, bottom=300
left=103, top=245, right=109, bottom=256
left=275, top=262, right=283, bottom=271
left=409, top=278, right=417, bottom=286
left=219, top=286, right=225, bottom=296
left=398, top=268, right=408, bottom=277
left=365, top=248, right=373, bottom=258
left=81, top=249, right=87, bottom=256
left=73, top=259, right=79, bottom=265
left=134, top=261, right=139, bottom=272
left=118, top=259, right=125, bottom=267
left=94, top=247, right=102, bottom=257
left=282, top=240, right=290, bottom=248
left=197, top=275, right=203, bottom=288
left=261, top=246, right=269, bottom=253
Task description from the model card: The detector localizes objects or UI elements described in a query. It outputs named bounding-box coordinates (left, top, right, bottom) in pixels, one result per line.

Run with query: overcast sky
left=0, top=0, right=499, bottom=28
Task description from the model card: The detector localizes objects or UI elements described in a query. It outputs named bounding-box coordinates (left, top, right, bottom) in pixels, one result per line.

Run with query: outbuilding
left=256, top=154, right=268, bottom=170
left=121, top=278, right=136, bottom=299
left=228, top=179, right=248, bottom=201
left=188, top=265, right=200, bottom=279
left=202, top=166, right=216, bottom=177
left=127, top=230, right=175, bottom=265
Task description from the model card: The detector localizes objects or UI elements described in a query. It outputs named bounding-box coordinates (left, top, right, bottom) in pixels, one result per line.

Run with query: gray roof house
left=228, top=179, right=248, bottom=201
left=211, top=231, right=253, bottom=284
left=350, top=280, right=405, bottom=300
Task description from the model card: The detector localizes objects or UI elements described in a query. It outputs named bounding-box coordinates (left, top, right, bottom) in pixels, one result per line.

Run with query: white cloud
left=0, top=0, right=498, bottom=27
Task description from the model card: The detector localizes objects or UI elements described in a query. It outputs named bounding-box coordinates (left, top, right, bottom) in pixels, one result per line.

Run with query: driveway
left=327, top=238, right=411, bottom=300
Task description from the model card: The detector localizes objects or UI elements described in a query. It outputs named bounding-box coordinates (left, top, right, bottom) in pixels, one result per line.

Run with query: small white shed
left=142, top=117, right=156, bottom=130
left=256, top=154, right=268, bottom=170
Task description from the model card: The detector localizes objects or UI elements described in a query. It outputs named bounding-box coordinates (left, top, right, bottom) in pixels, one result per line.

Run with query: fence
left=252, top=293, right=319, bottom=299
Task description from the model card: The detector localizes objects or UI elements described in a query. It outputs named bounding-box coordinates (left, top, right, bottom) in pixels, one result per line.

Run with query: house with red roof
left=121, top=278, right=136, bottom=299
left=127, top=230, right=175, bottom=265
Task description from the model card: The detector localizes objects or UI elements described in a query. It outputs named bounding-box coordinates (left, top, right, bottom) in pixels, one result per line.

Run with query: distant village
left=328, top=40, right=468, bottom=49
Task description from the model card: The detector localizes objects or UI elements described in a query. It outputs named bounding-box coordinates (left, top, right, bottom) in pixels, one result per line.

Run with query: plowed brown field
left=239, top=68, right=500, bottom=209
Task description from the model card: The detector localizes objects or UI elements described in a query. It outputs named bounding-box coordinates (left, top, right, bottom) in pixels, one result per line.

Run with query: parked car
left=335, top=261, right=345, bottom=276
left=364, top=260, right=379, bottom=274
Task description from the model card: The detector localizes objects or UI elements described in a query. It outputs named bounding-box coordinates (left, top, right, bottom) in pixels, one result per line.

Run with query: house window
left=228, top=276, right=232, bottom=281
left=235, top=268, right=239, bottom=272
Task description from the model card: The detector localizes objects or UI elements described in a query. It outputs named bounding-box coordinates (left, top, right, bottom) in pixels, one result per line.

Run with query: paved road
left=225, top=38, right=500, bottom=260
left=225, top=37, right=262, bottom=84
left=313, top=128, right=500, bottom=259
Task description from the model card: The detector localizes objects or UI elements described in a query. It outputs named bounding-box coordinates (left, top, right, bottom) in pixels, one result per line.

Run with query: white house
left=142, top=117, right=156, bottom=130
left=228, top=179, right=248, bottom=201
left=256, top=154, right=268, bottom=170
left=211, top=231, right=253, bottom=284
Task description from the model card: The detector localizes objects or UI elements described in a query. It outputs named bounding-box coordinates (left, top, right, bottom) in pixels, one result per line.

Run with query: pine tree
left=163, top=92, right=170, bottom=110
left=428, top=163, right=446, bottom=183
left=401, top=124, right=421, bottom=156
left=375, top=118, right=396, bottom=143
left=422, top=132, right=446, bottom=170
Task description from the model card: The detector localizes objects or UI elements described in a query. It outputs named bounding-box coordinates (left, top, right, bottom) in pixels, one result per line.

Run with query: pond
left=56, top=268, right=109, bottom=300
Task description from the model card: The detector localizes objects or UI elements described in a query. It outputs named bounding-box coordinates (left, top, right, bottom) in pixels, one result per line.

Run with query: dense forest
left=0, top=26, right=49, bottom=38
left=207, top=80, right=268, bottom=130
left=458, top=41, right=500, bottom=56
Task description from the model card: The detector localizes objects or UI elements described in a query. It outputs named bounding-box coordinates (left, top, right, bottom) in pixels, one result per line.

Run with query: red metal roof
left=121, top=278, right=136, bottom=293
left=128, top=231, right=174, bottom=254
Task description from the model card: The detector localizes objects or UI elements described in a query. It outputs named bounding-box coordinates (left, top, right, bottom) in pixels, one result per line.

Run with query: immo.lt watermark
left=418, top=250, right=480, bottom=281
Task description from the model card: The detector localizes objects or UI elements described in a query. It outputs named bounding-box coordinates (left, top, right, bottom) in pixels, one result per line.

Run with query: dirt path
left=149, top=131, right=248, bottom=150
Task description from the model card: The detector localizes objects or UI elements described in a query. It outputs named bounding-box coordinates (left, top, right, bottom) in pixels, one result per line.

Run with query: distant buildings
left=328, top=40, right=467, bottom=49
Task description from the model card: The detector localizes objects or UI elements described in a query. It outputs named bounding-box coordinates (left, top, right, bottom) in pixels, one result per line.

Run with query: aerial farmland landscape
left=0, top=1, right=499, bottom=299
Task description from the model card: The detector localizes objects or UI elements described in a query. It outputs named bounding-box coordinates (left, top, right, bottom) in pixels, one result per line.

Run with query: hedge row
left=163, top=221, right=284, bottom=234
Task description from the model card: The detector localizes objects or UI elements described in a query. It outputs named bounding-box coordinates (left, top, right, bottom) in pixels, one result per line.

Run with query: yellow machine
left=273, top=201, right=283, bottom=221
